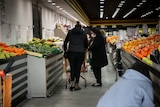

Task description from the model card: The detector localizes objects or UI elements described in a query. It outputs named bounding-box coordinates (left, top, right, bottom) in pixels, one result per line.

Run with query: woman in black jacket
left=63, top=22, right=88, bottom=91
left=88, top=27, right=108, bottom=86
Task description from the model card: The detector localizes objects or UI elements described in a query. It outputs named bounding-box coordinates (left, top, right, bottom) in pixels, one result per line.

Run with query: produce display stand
left=121, top=49, right=160, bottom=106
left=0, top=55, right=28, bottom=107
left=27, top=53, right=63, bottom=98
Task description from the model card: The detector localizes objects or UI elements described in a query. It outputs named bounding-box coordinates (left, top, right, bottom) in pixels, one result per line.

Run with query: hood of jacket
left=71, top=28, right=84, bottom=35
left=122, top=69, right=151, bottom=83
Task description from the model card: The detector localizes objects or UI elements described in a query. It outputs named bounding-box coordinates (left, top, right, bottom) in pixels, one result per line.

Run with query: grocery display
left=0, top=42, right=26, bottom=60
left=122, top=34, right=160, bottom=66
left=120, top=34, right=160, bottom=106
left=14, top=38, right=63, bottom=57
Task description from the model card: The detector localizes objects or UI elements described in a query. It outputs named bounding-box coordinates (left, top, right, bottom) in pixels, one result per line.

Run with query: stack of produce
left=15, top=38, right=62, bottom=57
left=107, top=35, right=119, bottom=44
left=0, top=42, right=26, bottom=60
left=122, top=34, right=160, bottom=66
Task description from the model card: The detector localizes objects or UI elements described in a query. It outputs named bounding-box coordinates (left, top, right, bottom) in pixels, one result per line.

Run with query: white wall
left=1, top=0, right=33, bottom=45
left=0, top=0, right=77, bottom=45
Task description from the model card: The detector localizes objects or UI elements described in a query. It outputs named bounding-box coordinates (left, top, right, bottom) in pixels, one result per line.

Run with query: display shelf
left=121, top=49, right=160, bottom=106
left=0, top=55, right=28, bottom=107
left=27, top=53, right=63, bottom=98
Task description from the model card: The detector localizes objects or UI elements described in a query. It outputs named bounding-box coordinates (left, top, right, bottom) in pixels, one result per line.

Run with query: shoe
left=74, top=83, right=81, bottom=91
left=75, top=86, right=81, bottom=91
left=69, top=86, right=75, bottom=91
left=92, top=83, right=102, bottom=87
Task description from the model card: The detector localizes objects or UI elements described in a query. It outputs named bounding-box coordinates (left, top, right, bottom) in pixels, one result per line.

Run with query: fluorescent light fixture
left=137, top=4, right=141, bottom=7
left=100, top=6, right=104, bottom=8
left=121, top=1, right=125, bottom=3
left=59, top=8, right=63, bottom=10
left=123, top=8, right=137, bottom=18
left=100, top=2, right=104, bottom=4
left=141, top=11, right=153, bottom=18
left=100, top=9, right=104, bottom=11
left=100, top=11, right=104, bottom=18
left=142, top=0, right=146, bottom=3
left=56, top=6, right=60, bottom=8
left=48, top=0, right=52, bottom=2
left=52, top=2, right=56, bottom=5
left=112, top=8, right=120, bottom=18
left=155, top=7, right=160, bottom=11
left=139, top=2, right=143, bottom=5
left=100, top=0, right=105, bottom=1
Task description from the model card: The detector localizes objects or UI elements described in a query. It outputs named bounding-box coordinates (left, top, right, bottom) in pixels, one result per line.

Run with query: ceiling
left=65, top=0, right=160, bottom=26
left=40, top=0, right=160, bottom=26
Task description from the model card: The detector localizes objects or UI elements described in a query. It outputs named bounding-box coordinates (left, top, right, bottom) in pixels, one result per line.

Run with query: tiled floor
left=20, top=55, right=117, bottom=107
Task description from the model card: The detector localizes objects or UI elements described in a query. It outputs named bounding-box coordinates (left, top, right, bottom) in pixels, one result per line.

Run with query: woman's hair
left=75, top=21, right=81, bottom=29
left=131, top=61, right=151, bottom=79
left=90, top=27, right=101, bottom=35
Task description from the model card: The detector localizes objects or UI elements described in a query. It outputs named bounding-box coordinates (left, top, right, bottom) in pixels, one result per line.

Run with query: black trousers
left=68, top=51, right=85, bottom=83
left=92, top=67, right=102, bottom=85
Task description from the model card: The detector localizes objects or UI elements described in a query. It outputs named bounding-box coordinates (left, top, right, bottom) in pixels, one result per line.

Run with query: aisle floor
left=20, top=55, right=117, bottom=107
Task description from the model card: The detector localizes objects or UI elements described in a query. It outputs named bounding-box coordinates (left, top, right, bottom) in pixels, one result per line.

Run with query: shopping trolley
left=64, top=60, right=88, bottom=89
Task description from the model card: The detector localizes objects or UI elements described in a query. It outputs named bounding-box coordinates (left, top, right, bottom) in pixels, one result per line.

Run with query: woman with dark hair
left=88, top=27, right=108, bottom=86
left=63, top=21, right=88, bottom=91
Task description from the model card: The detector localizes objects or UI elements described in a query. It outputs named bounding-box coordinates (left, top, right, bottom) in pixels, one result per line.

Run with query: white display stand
left=27, top=54, right=63, bottom=98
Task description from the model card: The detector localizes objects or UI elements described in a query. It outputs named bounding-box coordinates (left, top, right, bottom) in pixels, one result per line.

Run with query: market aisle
left=20, top=55, right=116, bottom=107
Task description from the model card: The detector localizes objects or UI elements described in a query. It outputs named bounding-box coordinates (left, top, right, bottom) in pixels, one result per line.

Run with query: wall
left=0, top=0, right=76, bottom=45
left=1, top=0, right=33, bottom=45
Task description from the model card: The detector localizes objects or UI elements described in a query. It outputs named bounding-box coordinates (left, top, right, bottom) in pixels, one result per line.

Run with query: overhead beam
left=90, top=19, right=159, bottom=26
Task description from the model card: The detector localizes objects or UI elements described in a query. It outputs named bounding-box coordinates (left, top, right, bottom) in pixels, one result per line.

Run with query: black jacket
left=63, top=28, right=88, bottom=53
left=88, top=34, right=108, bottom=68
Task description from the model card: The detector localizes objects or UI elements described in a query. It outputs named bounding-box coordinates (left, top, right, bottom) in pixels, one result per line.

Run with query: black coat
left=63, top=28, right=88, bottom=53
left=88, top=34, right=108, bottom=68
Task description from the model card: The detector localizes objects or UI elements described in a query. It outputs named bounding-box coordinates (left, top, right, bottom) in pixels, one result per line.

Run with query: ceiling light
left=121, top=1, right=125, bottom=4
left=139, top=2, right=143, bottom=5
left=100, top=9, right=104, bottom=11
left=100, top=6, right=104, bottom=8
left=59, top=8, right=63, bottom=10
left=100, top=2, right=104, bottom=4
left=106, top=17, right=108, bottom=19
left=142, top=0, right=146, bottom=3
left=48, top=0, right=52, bottom=2
left=123, top=8, right=137, bottom=18
left=155, top=7, right=160, bottom=11
left=56, top=6, right=60, bottom=8
left=112, top=8, right=120, bottom=18
left=100, top=0, right=105, bottom=1
left=159, top=15, right=160, bottom=17
left=141, top=11, right=153, bottom=18
left=137, top=4, right=141, bottom=7
left=100, top=12, right=104, bottom=18
left=52, top=2, right=56, bottom=5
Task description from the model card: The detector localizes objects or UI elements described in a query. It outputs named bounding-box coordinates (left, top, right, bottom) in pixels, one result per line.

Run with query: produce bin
left=0, top=55, right=28, bottom=107
left=121, top=49, right=160, bottom=107
left=27, top=53, right=63, bottom=98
